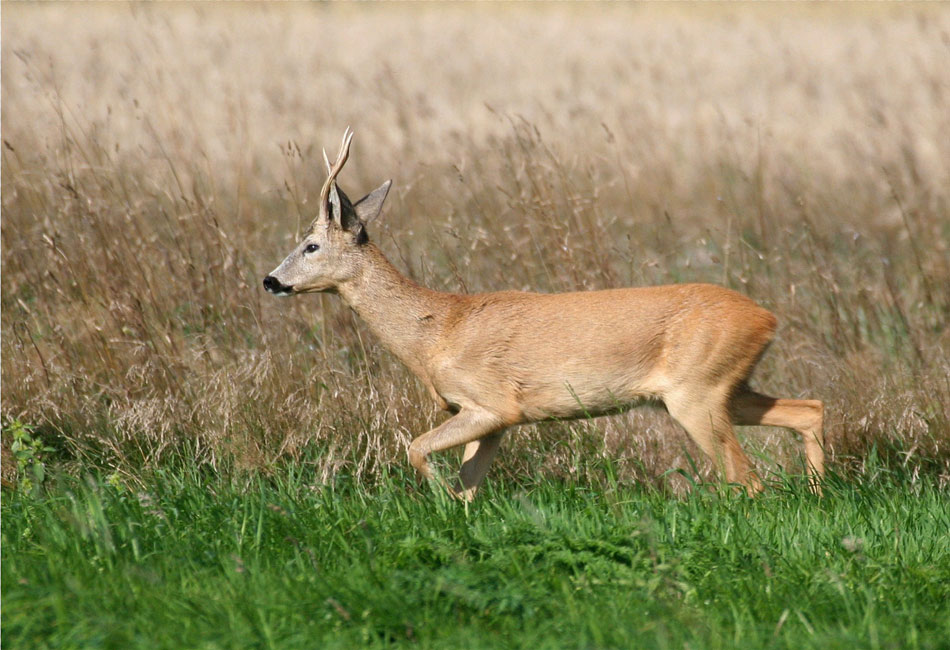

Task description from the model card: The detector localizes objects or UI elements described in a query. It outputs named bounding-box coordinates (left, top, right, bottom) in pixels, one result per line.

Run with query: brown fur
left=265, top=134, right=824, bottom=498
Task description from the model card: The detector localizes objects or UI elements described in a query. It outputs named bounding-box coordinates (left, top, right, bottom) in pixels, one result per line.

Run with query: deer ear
left=354, top=180, right=392, bottom=223
left=327, top=182, right=343, bottom=226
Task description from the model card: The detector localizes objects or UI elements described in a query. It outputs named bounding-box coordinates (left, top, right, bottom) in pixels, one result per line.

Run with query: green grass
left=4, top=464, right=949, bottom=649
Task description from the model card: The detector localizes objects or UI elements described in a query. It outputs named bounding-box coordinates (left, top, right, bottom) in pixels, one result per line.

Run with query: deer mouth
left=263, top=275, right=294, bottom=296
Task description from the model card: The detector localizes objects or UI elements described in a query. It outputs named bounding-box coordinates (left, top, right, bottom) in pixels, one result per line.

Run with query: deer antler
left=310, top=127, right=354, bottom=232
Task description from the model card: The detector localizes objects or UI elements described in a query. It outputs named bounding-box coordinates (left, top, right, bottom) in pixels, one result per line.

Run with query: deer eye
left=304, top=243, right=320, bottom=254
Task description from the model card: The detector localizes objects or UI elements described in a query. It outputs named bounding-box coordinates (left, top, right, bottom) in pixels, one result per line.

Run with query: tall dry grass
left=2, top=4, right=949, bottom=488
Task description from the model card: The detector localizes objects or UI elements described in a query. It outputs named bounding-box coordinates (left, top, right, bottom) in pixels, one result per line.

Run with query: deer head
left=263, top=128, right=391, bottom=296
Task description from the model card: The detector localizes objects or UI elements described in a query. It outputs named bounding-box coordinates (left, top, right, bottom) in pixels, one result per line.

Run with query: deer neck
left=336, top=244, right=451, bottom=373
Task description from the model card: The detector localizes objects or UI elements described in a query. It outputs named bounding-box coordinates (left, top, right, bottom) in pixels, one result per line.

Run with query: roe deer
left=264, top=129, right=824, bottom=498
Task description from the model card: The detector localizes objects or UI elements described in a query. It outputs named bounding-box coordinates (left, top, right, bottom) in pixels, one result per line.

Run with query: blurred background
left=2, top=4, right=948, bottom=490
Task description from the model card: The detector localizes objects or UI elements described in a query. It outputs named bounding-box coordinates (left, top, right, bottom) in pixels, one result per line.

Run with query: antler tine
left=311, top=128, right=355, bottom=231
left=320, top=127, right=353, bottom=174
left=330, top=127, right=353, bottom=179
left=321, top=129, right=353, bottom=195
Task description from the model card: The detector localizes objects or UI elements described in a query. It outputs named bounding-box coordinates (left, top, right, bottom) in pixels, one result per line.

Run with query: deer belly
left=516, top=363, right=660, bottom=421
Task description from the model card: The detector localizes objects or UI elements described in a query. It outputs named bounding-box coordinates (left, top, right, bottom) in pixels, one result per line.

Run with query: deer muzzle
left=263, top=275, right=294, bottom=296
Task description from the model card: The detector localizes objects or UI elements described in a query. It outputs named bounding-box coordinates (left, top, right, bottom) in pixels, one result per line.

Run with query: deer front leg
left=457, top=432, right=505, bottom=501
left=408, top=408, right=506, bottom=499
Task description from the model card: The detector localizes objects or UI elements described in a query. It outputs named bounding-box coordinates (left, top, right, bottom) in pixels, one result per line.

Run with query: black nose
left=263, top=275, right=291, bottom=293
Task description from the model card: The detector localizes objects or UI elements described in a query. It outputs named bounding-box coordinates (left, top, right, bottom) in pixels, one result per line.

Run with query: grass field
left=4, top=462, right=950, bottom=649
left=2, top=4, right=950, bottom=648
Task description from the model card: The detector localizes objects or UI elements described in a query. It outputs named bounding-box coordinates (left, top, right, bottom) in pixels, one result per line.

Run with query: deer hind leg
left=666, top=390, right=763, bottom=495
left=730, top=388, right=824, bottom=493
left=408, top=408, right=506, bottom=500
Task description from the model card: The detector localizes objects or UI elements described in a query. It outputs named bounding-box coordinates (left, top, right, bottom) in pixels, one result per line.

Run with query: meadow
left=3, top=465, right=949, bottom=649
left=2, top=4, right=949, bottom=648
